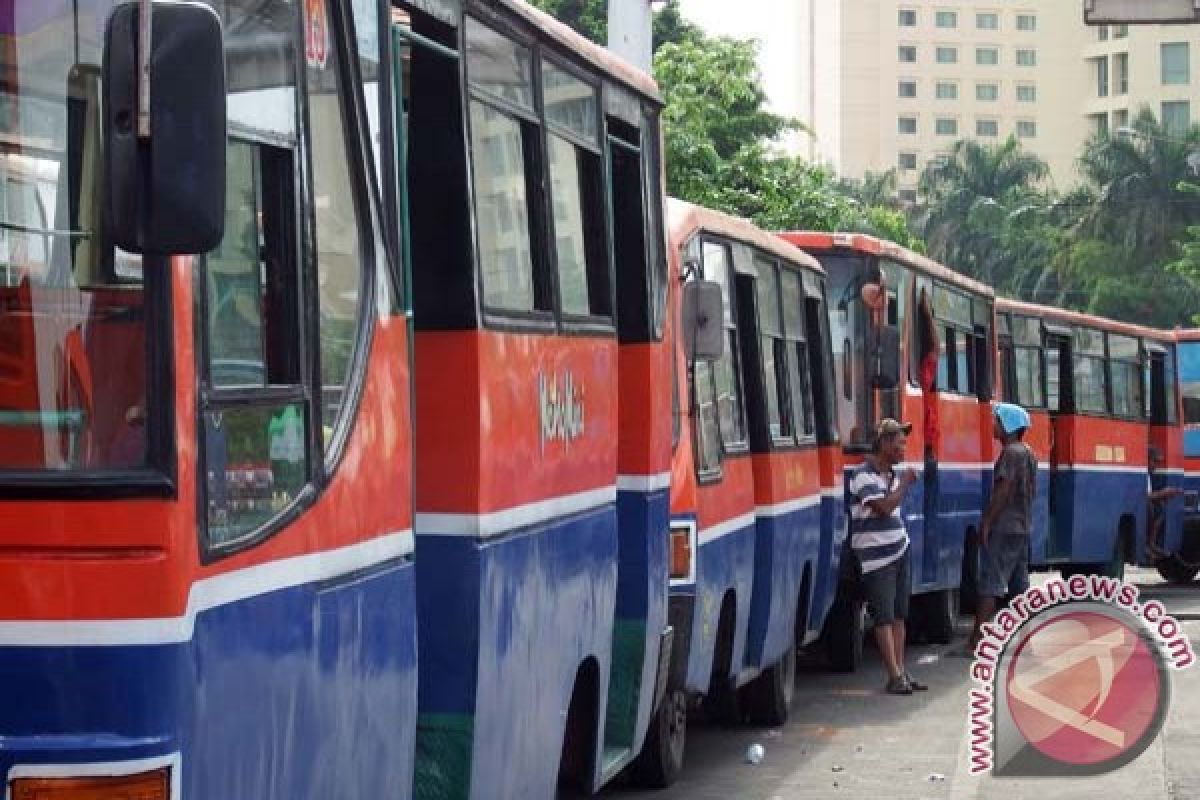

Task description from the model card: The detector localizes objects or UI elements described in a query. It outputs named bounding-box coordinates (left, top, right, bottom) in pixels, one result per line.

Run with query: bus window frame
left=1106, top=331, right=1145, bottom=421
left=464, top=9, right=633, bottom=339
left=197, top=0, right=383, bottom=561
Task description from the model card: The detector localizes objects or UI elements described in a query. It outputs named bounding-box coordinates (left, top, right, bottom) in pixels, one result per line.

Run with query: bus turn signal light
left=670, top=526, right=692, bottom=580
left=11, top=769, right=169, bottom=800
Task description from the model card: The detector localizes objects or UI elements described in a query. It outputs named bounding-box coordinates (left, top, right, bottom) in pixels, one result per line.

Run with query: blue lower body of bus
left=744, top=498, right=823, bottom=677
left=0, top=555, right=418, bottom=799
left=413, top=486, right=668, bottom=799
left=1035, top=466, right=1150, bottom=567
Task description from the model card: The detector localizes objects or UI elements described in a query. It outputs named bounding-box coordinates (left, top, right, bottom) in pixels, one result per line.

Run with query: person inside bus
left=849, top=418, right=926, bottom=695
left=969, top=403, right=1037, bottom=652
left=1146, top=446, right=1182, bottom=561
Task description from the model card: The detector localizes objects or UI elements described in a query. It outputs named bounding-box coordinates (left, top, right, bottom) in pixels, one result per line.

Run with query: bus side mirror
left=682, top=280, right=724, bottom=363
left=873, top=324, right=900, bottom=389
left=104, top=1, right=226, bottom=255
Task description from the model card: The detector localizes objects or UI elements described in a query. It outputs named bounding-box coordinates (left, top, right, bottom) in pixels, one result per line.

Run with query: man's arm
left=980, top=452, right=1017, bottom=544
left=866, top=469, right=917, bottom=518
left=1149, top=486, right=1183, bottom=503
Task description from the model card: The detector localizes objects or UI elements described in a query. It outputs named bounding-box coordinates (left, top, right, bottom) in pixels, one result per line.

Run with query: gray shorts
left=861, top=548, right=910, bottom=627
left=978, top=533, right=1030, bottom=599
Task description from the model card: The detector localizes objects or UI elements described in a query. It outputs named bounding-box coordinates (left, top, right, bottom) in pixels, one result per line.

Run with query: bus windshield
left=820, top=253, right=872, bottom=449
left=0, top=1, right=151, bottom=473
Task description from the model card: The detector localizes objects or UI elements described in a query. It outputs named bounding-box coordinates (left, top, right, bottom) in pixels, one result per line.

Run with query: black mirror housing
left=873, top=324, right=901, bottom=389
left=682, top=280, right=725, bottom=363
left=104, top=1, right=226, bottom=254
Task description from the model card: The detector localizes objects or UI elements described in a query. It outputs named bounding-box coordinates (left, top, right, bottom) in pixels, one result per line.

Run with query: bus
left=1168, top=327, right=1200, bottom=583
left=0, top=0, right=677, bottom=798
left=403, top=2, right=677, bottom=797
left=653, top=200, right=842, bottom=779
left=996, top=299, right=1182, bottom=580
left=780, top=232, right=995, bottom=665
left=0, top=1, right=417, bottom=798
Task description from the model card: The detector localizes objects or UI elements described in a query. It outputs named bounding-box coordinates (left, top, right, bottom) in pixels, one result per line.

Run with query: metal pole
left=138, top=0, right=152, bottom=138
left=607, top=0, right=654, bottom=73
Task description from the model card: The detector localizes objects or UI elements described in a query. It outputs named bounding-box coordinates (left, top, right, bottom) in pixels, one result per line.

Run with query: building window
left=977, top=47, right=999, bottom=66
left=976, top=83, right=999, bottom=101
left=898, top=8, right=917, bottom=26
left=1016, top=49, right=1037, bottom=67
left=899, top=45, right=918, bottom=63
left=936, top=81, right=958, bottom=99
left=899, top=152, right=918, bottom=170
left=898, top=189, right=918, bottom=204
left=1017, top=14, right=1036, bottom=31
left=1115, top=52, right=1129, bottom=94
left=1163, top=101, right=1191, bottom=135
left=1017, top=84, right=1037, bottom=103
left=898, top=116, right=918, bottom=134
left=1017, top=119, right=1037, bottom=138
left=1163, top=43, right=1190, bottom=85
left=1113, top=109, right=1129, bottom=130
left=936, top=117, right=958, bottom=136
left=936, top=46, right=958, bottom=64
left=936, top=10, right=958, bottom=28
left=1089, top=112, right=1109, bottom=137
left=976, top=119, right=999, bottom=137
left=976, top=12, right=998, bottom=30
left=1095, top=56, right=1109, bottom=97
left=1098, top=25, right=1109, bottom=42
left=899, top=80, right=917, bottom=98
left=1114, top=24, right=1128, bottom=38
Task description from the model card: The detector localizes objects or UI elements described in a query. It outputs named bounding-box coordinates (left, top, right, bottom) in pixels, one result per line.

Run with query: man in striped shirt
left=850, top=418, right=923, bottom=695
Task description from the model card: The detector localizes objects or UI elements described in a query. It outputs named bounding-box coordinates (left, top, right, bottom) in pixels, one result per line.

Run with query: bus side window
left=608, top=118, right=651, bottom=340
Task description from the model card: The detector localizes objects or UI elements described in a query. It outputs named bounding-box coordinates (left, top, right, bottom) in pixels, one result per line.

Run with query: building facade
left=684, top=1, right=1200, bottom=196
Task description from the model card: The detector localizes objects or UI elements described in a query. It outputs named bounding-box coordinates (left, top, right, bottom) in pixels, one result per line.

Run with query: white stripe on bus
left=416, top=485, right=616, bottom=538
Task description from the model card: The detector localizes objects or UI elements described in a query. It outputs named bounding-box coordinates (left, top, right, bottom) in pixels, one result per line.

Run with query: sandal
left=905, top=672, right=928, bottom=691
left=886, top=675, right=913, bottom=695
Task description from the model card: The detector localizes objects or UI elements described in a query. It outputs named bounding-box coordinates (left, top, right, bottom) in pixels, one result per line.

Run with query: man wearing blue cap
left=969, top=402, right=1037, bottom=650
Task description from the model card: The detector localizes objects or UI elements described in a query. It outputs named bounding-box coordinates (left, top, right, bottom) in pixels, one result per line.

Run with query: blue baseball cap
left=994, top=402, right=1030, bottom=435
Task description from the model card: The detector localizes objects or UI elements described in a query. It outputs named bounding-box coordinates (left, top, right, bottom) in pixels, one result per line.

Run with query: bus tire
left=824, top=593, right=865, bottom=673
left=1157, top=556, right=1200, bottom=585
left=920, top=588, right=959, bottom=645
left=703, top=597, right=741, bottom=725
left=632, top=688, right=687, bottom=788
left=742, top=637, right=796, bottom=727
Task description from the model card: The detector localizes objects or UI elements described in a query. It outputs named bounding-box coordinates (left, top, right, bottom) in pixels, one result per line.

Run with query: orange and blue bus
left=996, top=299, right=1182, bottom=580
left=657, top=201, right=842, bottom=776
left=1164, top=327, right=1200, bottom=583
left=0, top=0, right=678, bottom=798
left=1, top=0, right=416, bottom=797
left=781, top=232, right=995, bottom=662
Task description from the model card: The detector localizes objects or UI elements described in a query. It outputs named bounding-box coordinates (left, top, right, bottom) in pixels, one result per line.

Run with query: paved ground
left=603, top=568, right=1200, bottom=800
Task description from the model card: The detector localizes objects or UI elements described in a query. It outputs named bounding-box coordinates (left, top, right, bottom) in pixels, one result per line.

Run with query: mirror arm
left=138, top=0, right=153, bottom=138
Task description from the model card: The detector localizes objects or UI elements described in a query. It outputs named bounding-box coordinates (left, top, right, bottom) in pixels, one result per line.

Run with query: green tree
left=526, top=0, right=698, bottom=50
left=1079, top=107, right=1200, bottom=260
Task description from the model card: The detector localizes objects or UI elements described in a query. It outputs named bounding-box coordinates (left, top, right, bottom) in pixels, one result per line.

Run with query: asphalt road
left=603, top=567, right=1200, bottom=800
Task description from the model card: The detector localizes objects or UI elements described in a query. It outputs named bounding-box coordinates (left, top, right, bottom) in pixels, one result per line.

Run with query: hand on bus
left=900, top=467, right=918, bottom=488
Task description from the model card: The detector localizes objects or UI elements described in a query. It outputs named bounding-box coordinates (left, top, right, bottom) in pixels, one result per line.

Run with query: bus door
left=1147, top=342, right=1183, bottom=556
left=1044, top=326, right=1073, bottom=559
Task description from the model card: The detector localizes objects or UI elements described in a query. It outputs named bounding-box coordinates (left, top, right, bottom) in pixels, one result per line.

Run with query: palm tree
left=838, top=169, right=900, bottom=209
left=1078, top=106, right=1200, bottom=260
left=915, top=137, right=1049, bottom=286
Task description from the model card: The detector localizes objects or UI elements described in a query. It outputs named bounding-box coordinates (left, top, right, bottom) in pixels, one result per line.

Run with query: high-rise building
left=683, top=1, right=1200, bottom=195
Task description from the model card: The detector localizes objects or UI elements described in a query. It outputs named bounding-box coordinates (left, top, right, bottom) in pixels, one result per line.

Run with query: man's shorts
left=861, top=548, right=910, bottom=627
left=978, top=533, right=1030, bottom=599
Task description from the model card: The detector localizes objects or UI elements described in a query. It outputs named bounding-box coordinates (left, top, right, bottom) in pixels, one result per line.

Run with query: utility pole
left=608, top=0, right=655, bottom=73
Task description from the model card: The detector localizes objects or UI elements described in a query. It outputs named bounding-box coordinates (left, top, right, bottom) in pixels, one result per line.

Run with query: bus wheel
left=1157, top=556, right=1200, bottom=585
left=742, top=637, right=796, bottom=726
left=919, top=589, right=959, bottom=645
left=632, top=689, right=687, bottom=788
left=824, top=593, right=866, bottom=673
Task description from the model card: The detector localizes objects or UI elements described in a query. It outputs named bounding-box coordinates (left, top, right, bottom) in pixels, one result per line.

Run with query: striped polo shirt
left=849, top=461, right=909, bottom=573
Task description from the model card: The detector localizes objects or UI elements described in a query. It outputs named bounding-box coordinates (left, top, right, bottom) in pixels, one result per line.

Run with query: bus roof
left=1172, top=327, right=1200, bottom=343
left=512, top=0, right=663, bottom=103
left=668, top=199, right=826, bottom=277
left=996, top=297, right=1174, bottom=342
left=778, top=231, right=992, bottom=299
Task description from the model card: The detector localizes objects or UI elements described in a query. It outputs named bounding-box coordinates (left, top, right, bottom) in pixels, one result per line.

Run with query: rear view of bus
left=1, top=2, right=416, bottom=798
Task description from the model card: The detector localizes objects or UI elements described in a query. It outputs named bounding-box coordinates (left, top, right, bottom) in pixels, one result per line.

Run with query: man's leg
left=971, top=596, right=996, bottom=649
left=874, top=623, right=902, bottom=680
